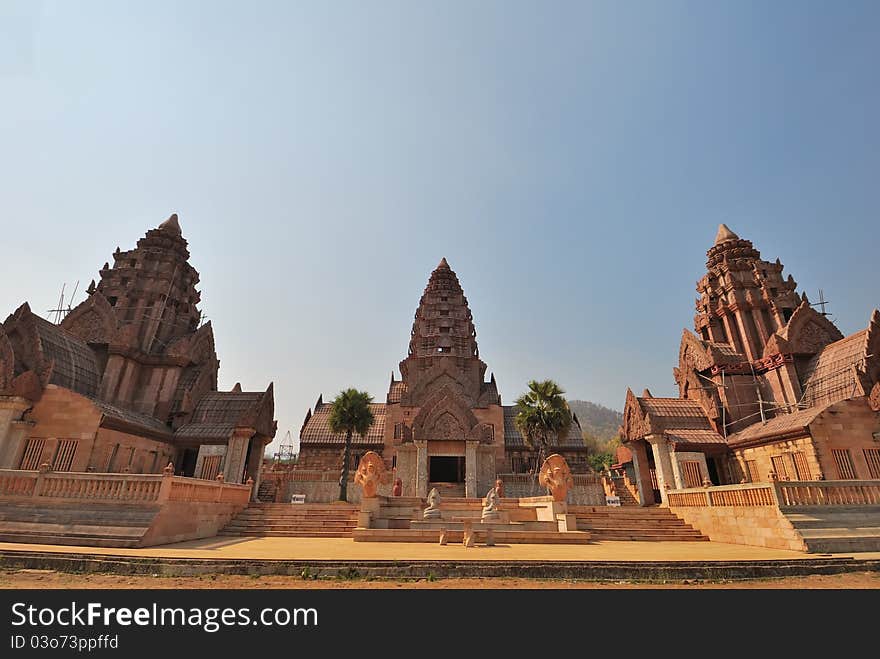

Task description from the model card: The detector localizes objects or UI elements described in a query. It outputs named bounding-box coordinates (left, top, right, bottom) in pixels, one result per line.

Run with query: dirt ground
left=2, top=568, right=879, bottom=589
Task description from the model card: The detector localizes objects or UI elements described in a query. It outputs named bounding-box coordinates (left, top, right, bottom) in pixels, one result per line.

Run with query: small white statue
left=423, top=487, right=442, bottom=519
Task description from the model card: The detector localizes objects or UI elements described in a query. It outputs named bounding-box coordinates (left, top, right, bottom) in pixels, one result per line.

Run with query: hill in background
left=568, top=400, right=622, bottom=442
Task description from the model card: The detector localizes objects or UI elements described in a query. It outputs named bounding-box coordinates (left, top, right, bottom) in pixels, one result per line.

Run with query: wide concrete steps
left=220, top=502, right=359, bottom=538
left=572, top=506, right=708, bottom=542
left=783, top=506, right=880, bottom=553
left=0, top=500, right=156, bottom=548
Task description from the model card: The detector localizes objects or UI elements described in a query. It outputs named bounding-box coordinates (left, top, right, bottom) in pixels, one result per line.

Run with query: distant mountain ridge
left=568, top=400, right=622, bottom=441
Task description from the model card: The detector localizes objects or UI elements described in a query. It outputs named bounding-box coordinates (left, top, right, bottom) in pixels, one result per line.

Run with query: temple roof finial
left=714, top=223, right=739, bottom=245
left=437, top=257, right=450, bottom=270
left=158, top=213, right=182, bottom=235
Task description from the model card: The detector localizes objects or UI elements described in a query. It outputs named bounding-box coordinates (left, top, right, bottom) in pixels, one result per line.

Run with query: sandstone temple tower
left=0, top=215, right=276, bottom=496
left=619, top=224, right=880, bottom=505
left=298, top=258, right=587, bottom=498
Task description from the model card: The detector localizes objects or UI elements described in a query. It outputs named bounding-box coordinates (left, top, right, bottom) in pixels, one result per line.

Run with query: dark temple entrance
left=429, top=456, right=465, bottom=483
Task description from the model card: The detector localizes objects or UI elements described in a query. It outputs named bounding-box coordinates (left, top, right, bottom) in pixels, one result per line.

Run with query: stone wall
left=731, top=435, right=820, bottom=483
left=276, top=470, right=392, bottom=504
left=670, top=504, right=807, bottom=551
left=496, top=473, right=604, bottom=505
left=10, top=386, right=175, bottom=474
left=809, top=398, right=880, bottom=479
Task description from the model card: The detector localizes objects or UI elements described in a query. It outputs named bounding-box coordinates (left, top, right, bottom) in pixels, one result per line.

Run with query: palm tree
left=514, top=379, right=572, bottom=492
left=328, top=388, right=375, bottom=502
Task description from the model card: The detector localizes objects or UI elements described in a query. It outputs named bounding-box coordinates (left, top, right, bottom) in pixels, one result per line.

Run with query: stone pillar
left=465, top=441, right=478, bottom=498
left=246, top=439, right=268, bottom=502
left=647, top=434, right=675, bottom=505
left=414, top=440, right=428, bottom=497
left=0, top=396, right=33, bottom=469
left=630, top=440, right=656, bottom=506
left=395, top=444, right=417, bottom=496
left=224, top=430, right=252, bottom=484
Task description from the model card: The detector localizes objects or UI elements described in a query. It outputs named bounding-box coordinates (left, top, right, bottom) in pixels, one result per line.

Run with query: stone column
left=246, top=439, right=268, bottom=502
left=647, top=434, right=675, bottom=505
left=465, top=441, right=478, bottom=498
left=224, top=430, right=252, bottom=484
left=0, top=396, right=33, bottom=469
left=630, top=440, right=656, bottom=506
left=414, top=440, right=428, bottom=497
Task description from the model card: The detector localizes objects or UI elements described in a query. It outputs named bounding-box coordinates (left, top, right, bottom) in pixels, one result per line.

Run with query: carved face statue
left=354, top=451, right=387, bottom=498
left=538, top=454, right=574, bottom=502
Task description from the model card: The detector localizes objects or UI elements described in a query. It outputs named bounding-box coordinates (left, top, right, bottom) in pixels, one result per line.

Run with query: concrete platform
left=1, top=537, right=880, bottom=581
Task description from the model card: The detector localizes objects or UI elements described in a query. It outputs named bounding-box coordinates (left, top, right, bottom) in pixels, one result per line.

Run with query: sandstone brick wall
left=20, top=386, right=175, bottom=474
left=731, top=435, right=819, bottom=483
left=670, top=505, right=806, bottom=551
left=809, top=398, right=880, bottom=479
left=497, top=474, right=605, bottom=505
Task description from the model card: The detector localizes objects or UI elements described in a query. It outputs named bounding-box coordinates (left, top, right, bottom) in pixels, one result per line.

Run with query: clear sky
left=2, top=1, right=878, bottom=453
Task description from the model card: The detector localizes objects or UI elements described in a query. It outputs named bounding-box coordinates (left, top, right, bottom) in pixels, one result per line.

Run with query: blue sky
left=2, top=1, right=878, bottom=452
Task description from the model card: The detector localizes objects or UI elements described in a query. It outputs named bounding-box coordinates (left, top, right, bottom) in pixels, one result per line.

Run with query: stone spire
left=695, top=226, right=804, bottom=361
left=398, top=259, right=490, bottom=405
left=714, top=223, right=739, bottom=245
left=158, top=213, right=182, bottom=235
left=406, top=259, right=478, bottom=360
left=94, top=214, right=201, bottom=354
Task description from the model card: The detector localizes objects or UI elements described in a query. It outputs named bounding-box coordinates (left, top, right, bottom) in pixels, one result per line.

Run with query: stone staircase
left=782, top=505, right=880, bottom=553
left=610, top=477, right=640, bottom=506
left=0, top=500, right=157, bottom=548
left=220, top=502, right=359, bottom=538
left=571, top=506, right=708, bottom=542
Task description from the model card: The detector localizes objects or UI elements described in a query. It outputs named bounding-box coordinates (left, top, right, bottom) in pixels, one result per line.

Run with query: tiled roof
left=174, top=422, right=236, bottom=440
left=33, top=316, right=101, bottom=397
left=299, top=403, right=387, bottom=445
left=799, top=330, right=869, bottom=408
left=93, top=399, right=173, bottom=437
left=665, top=428, right=726, bottom=446
left=637, top=397, right=713, bottom=431
left=190, top=391, right=264, bottom=424
left=480, top=379, right=500, bottom=403
left=708, top=342, right=746, bottom=363
left=387, top=381, right=407, bottom=404
left=169, top=365, right=201, bottom=414
left=502, top=406, right=586, bottom=449
left=726, top=403, right=831, bottom=446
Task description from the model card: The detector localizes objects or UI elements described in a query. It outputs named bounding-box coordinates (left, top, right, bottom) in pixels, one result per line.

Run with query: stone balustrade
left=667, top=479, right=880, bottom=509
left=776, top=480, right=880, bottom=506
left=0, top=468, right=252, bottom=505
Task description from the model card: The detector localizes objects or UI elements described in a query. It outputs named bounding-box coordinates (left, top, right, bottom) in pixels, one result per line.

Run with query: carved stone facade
left=298, top=259, right=588, bottom=498
left=620, top=225, right=880, bottom=504
left=0, top=215, right=277, bottom=498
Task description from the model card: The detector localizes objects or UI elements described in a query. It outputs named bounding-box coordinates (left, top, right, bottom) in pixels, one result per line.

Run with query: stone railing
left=167, top=475, right=252, bottom=505
left=0, top=468, right=252, bottom=505
left=667, top=480, right=880, bottom=508
left=776, top=480, right=880, bottom=506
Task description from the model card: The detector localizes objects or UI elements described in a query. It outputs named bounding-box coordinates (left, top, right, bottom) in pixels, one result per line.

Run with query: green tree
left=514, top=380, right=572, bottom=491
left=588, top=452, right=614, bottom=474
left=328, top=388, right=375, bottom=502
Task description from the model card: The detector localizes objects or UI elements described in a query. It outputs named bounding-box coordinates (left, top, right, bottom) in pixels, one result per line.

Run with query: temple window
left=440, top=327, right=450, bottom=333
left=437, top=346, right=451, bottom=353
left=440, top=310, right=449, bottom=316
left=107, top=296, right=117, bottom=307
left=782, top=308, right=794, bottom=323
